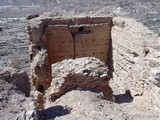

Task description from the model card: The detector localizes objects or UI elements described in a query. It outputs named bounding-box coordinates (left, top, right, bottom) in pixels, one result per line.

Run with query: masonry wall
left=28, top=16, right=160, bottom=108
left=111, top=17, right=160, bottom=95
left=27, top=16, right=112, bottom=108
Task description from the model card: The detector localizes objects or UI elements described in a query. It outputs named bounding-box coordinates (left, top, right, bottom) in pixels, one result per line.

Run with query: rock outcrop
left=0, top=79, right=36, bottom=120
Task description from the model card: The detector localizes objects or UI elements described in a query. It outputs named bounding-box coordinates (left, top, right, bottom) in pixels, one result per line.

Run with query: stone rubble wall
left=28, top=16, right=160, bottom=109
left=111, top=17, right=160, bottom=98
left=28, top=16, right=112, bottom=109
left=44, top=57, right=113, bottom=108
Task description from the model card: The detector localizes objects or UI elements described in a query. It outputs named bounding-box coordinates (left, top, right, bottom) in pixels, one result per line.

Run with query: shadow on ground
left=39, top=105, right=72, bottom=120
left=114, top=90, right=134, bottom=104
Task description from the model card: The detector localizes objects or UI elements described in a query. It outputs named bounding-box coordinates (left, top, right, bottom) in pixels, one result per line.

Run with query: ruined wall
left=28, top=16, right=112, bottom=108
left=111, top=17, right=160, bottom=96
left=46, top=23, right=111, bottom=65
left=28, top=16, right=160, bottom=109
left=44, top=57, right=113, bottom=108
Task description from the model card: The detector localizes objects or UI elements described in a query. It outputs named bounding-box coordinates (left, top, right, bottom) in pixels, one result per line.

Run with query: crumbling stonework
left=0, top=68, right=30, bottom=97
left=28, top=16, right=112, bottom=108
left=111, top=17, right=160, bottom=97
left=110, top=17, right=160, bottom=113
left=44, top=57, right=113, bottom=108
left=28, top=15, right=160, bottom=111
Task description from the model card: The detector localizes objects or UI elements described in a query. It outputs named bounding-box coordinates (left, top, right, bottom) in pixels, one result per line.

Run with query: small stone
left=0, top=96, right=3, bottom=101
left=82, top=69, right=91, bottom=76
left=26, top=110, right=35, bottom=118
left=0, top=27, right=2, bottom=31
left=29, top=117, right=34, bottom=120
left=59, top=66, right=64, bottom=69
left=100, top=74, right=108, bottom=78
left=26, top=14, right=39, bottom=20
left=16, top=111, right=26, bottom=120
left=151, top=69, right=160, bottom=80
left=148, top=59, right=157, bottom=67
left=83, top=72, right=89, bottom=76
left=141, top=70, right=150, bottom=79
left=29, top=102, right=36, bottom=109
left=18, top=98, right=25, bottom=102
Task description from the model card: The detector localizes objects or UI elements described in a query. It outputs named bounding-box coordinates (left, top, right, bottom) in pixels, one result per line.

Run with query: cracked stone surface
left=44, top=57, right=113, bottom=107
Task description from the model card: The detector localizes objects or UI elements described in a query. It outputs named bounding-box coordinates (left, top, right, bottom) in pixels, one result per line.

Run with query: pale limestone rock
left=111, top=17, right=160, bottom=97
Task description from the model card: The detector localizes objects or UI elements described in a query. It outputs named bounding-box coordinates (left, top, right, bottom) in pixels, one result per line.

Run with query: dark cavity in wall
left=38, top=85, right=45, bottom=93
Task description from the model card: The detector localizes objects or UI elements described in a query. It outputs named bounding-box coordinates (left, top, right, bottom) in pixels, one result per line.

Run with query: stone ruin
left=27, top=15, right=160, bottom=109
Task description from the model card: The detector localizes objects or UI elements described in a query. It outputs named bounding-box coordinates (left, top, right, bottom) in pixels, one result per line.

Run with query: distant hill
left=0, top=0, right=58, bottom=6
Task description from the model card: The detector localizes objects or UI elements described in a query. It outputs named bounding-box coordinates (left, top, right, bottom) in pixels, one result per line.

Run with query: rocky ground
left=0, top=79, right=36, bottom=120
left=0, top=17, right=29, bottom=72
left=0, top=0, right=160, bottom=120
left=40, top=90, right=159, bottom=120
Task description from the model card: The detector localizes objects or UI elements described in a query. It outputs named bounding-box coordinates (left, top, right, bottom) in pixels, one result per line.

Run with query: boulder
left=44, top=57, right=113, bottom=107
left=26, top=14, right=39, bottom=20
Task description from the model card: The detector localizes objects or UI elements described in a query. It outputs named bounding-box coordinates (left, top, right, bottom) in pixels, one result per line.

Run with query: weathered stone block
left=44, top=57, right=113, bottom=107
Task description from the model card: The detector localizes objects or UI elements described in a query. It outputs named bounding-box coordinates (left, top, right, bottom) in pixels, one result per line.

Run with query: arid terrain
left=0, top=0, right=160, bottom=120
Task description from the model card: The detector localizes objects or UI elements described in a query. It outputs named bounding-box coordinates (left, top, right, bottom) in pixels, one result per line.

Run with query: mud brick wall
left=27, top=17, right=112, bottom=95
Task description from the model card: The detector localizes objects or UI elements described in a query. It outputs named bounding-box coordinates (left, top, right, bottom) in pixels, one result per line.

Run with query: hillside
left=0, top=0, right=55, bottom=6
